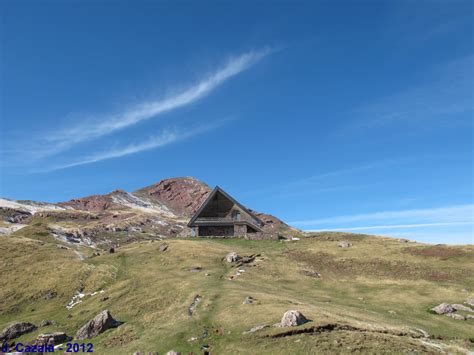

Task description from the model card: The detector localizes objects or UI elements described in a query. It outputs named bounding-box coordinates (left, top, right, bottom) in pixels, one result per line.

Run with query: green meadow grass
left=1, top=230, right=473, bottom=354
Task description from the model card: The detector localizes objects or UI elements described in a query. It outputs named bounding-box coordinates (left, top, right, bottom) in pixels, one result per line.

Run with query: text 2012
left=1, top=342, right=93, bottom=353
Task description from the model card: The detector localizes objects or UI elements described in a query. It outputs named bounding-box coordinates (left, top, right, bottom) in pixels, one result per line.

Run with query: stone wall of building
left=234, top=224, right=247, bottom=236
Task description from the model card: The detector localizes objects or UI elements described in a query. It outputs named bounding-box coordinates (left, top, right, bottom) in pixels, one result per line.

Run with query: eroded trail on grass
left=267, top=322, right=427, bottom=339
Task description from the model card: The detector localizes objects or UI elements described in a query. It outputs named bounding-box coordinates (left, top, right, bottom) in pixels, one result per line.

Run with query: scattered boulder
left=301, top=270, right=321, bottom=278
left=242, top=324, right=269, bottom=334
left=431, top=303, right=455, bottom=314
left=0, top=321, right=37, bottom=341
left=75, top=310, right=121, bottom=340
left=43, top=290, right=57, bottom=300
left=188, top=295, right=202, bottom=316
left=465, top=299, right=474, bottom=307
left=451, top=304, right=474, bottom=312
left=189, top=266, right=202, bottom=272
left=466, top=315, right=474, bottom=320
left=445, top=313, right=465, bottom=321
left=225, top=252, right=241, bottom=263
left=166, top=351, right=181, bottom=355
left=159, top=243, right=169, bottom=252
left=337, top=241, right=352, bottom=248
left=35, top=332, right=72, bottom=346
left=100, top=296, right=109, bottom=302
left=279, top=310, right=308, bottom=327
left=243, top=296, right=254, bottom=305
left=40, top=320, right=56, bottom=327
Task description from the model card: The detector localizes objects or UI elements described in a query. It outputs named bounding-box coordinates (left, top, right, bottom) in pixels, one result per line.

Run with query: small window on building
left=234, top=211, right=241, bottom=221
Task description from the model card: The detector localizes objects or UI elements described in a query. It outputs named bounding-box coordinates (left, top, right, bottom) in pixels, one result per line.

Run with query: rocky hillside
left=0, top=177, right=297, bottom=248
left=0, top=232, right=473, bottom=354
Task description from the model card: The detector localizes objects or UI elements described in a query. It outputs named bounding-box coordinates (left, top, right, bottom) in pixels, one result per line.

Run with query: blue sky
left=0, top=0, right=473, bottom=244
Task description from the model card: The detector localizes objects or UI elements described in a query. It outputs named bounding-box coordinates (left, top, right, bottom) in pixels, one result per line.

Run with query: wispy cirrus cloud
left=40, top=120, right=228, bottom=172
left=27, top=48, right=272, bottom=160
left=291, top=204, right=474, bottom=226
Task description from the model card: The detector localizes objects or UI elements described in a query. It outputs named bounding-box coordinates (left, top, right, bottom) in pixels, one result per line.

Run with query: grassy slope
left=1, top=230, right=473, bottom=354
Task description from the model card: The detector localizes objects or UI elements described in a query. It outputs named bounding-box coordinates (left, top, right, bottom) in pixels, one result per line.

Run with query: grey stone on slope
left=225, top=252, right=241, bottom=263
left=243, top=296, right=254, bottom=305
left=35, top=332, right=72, bottom=346
left=451, top=303, right=474, bottom=312
left=39, top=320, right=56, bottom=327
left=445, top=313, right=466, bottom=321
left=431, top=303, right=455, bottom=314
left=337, top=241, right=352, bottom=248
left=75, top=310, right=121, bottom=340
left=465, top=298, right=474, bottom=307
left=0, top=321, right=37, bottom=341
left=242, top=324, right=269, bottom=334
left=280, top=310, right=308, bottom=327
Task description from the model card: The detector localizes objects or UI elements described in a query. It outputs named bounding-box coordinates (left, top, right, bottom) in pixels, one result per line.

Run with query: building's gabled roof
left=187, top=186, right=264, bottom=228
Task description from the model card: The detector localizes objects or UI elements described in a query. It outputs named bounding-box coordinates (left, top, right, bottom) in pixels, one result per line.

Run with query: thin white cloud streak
left=307, top=221, right=473, bottom=232
left=41, top=120, right=227, bottom=172
left=42, top=48, right=272, bottom=156
left=290, top=204, right=474, bottom=226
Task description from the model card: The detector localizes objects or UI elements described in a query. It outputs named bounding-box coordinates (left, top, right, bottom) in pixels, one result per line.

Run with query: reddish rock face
left=58, top=194, right=118, bottom=212
left=136, top=177, right=211, bottom=217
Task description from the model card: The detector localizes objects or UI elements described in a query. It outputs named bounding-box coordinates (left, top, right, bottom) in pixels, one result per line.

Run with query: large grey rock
left=465, top=298, right=474, bottom=307
left=280, top=310, right=308, bottom=327
left=166, top=351, right=181, bottom=355
left=75, top=310, right=121, bottom=340
left=431, top=303, right=455, bottom=314
left=225, top=252, right=241, bottom=263
left=0, top=321, right=37, bottom=341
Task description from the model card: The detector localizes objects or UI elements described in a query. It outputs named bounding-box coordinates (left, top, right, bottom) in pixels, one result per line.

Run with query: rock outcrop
left=0, top=321, right=37, bottom=341
left=35, top=332, right=72, bottom=346
left=225, top=252, right=241, bottom=263
left=136, top=177, right=211, bottom=217
left=338, top=241, right=352, bottom=248
left=75, top=310, right=121, bottom=340
left=279, top=310, right=308, bottom=327
left=431, top=303, right=455, bottom=314
left=59, top=194, right=118, bottom=212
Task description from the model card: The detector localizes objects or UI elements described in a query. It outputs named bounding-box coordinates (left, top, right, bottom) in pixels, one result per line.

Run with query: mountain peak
left=135, top=177, right=211, bottom=217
